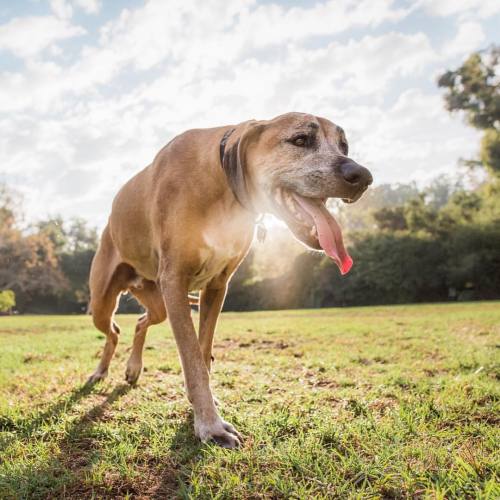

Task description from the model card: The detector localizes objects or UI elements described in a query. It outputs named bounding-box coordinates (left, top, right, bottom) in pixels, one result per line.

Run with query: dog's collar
left=219, top=127, right=255, bottom=213
left=219, top=128, right=235, bottom=165
left=219, top=127, right=267, bottom=241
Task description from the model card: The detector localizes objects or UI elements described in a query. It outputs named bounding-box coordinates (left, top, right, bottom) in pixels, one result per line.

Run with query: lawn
left=0, top=302, right=499, bottom=499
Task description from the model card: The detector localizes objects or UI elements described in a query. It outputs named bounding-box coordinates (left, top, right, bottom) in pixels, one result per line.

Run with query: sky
left=0, top=0, right=499, bottom=229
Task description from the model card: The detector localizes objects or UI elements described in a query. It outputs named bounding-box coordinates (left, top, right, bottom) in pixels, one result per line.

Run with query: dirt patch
left=300, top=368, right=339, bottom=389
left=23, top=353, right=52, bottom=363
left=238, top=339, right=293, bottom=350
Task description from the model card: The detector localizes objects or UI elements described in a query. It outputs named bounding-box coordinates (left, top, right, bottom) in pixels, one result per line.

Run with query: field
left=0, top=303, right=499, bottom=499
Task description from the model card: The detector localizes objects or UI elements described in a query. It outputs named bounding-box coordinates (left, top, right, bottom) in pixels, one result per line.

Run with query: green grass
left=0, top=302, right=499, bottom=499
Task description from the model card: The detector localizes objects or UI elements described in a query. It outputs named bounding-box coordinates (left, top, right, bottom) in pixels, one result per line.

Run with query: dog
left=88, top=112, right=372, bottom=448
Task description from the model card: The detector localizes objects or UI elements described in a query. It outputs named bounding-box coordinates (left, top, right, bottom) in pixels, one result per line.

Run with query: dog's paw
left=195, top=417, right=242, bottom=449
left=86, top=370, right=108, bottom=385
left=125, top=363, right=142, bottom=385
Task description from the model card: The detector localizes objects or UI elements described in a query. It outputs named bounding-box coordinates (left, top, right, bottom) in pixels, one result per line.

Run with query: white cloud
left=418, top=0, right=500, bottom=19
left=69, top=0, right=409, bottom=91
left=349, top=89, right=480, bottom=185
left=0, top=0, right=416, bottom=114
left=125, top=30, right=436, bottom=129
left=0, top=15, right=84, bottom=59
left=443, top=21, right=486, bottom=57
left=74, top=0, right=101, bottom=14
left=50, top=0, right=73, bottom=20
left=50, top=0, right=101, bottom=17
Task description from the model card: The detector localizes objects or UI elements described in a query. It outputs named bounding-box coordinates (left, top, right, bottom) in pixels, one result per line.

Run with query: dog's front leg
left=159, top=272, right=241, bottom=448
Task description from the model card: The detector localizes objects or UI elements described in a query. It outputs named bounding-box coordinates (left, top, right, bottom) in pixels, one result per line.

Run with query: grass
left=0, top=302, right=499, bottom=499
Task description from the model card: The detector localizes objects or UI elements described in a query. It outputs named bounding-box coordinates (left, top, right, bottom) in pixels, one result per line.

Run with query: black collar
left=219, top=127, right=235, bottom=165
left=219, top=127, right=255, bottom=212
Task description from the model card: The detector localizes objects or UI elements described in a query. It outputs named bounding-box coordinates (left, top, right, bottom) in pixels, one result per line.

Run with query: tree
left=424, top=174, right=462, bottom=210
left=481, top=128, right=500, bottom=173
left=373, top=206, right=407, bottom=231
left=0, top=183, right=21, bottom=230
left=438, top=45, right=500, bottom=175
left=0, top=225, right=67, bottom=308
left=36, top=217, right=99, bottom=312
left=336, top=182, right=420, bottom=233
left=0, top=185, right=67, bottom=311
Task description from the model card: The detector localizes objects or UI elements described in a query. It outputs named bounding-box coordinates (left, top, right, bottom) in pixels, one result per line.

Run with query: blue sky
left=0, top=0, right=499, bottom=227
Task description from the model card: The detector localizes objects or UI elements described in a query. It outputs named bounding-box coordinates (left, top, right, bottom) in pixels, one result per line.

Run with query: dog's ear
left=222, top=121, right=265, bottom=211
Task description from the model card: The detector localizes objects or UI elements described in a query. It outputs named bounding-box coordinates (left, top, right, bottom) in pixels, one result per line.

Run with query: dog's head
left=223, top=112, right=373, bottom=274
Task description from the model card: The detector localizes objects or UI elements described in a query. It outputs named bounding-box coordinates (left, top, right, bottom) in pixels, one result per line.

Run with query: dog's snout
left=340, top=159, right=373, bottom=187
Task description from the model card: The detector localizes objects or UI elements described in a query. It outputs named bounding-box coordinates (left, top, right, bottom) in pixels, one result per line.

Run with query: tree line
left=1, top=46, right=499, bottom=313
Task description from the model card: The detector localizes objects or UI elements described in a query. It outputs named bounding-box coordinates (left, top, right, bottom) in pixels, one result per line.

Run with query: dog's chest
left=189, top=215, right=252, bottom=291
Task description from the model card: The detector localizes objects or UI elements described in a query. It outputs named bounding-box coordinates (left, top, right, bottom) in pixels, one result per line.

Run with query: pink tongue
left=293, top=195, right=353, bottom=275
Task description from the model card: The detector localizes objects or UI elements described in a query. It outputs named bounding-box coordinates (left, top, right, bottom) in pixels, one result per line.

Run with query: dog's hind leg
left=87, top=226, right=134, bottom=384
left=125, top=280, right=167, bottom=384
left=198, top=264, right=238, bottom=373
left=198, top=284, right=228, bottom=373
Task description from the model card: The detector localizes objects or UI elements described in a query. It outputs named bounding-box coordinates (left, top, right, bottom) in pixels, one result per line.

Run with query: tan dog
left=88, top=112, right=372, bottom=447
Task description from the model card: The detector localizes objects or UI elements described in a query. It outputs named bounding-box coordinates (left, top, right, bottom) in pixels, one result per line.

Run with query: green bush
left=0, top=290, right=15, bottom=313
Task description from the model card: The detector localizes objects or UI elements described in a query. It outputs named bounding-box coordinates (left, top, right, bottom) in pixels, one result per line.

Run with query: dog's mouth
left=272, top=188, right=353, bottom=275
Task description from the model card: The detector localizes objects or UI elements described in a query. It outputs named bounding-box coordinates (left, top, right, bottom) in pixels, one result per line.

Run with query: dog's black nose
left=340, top=159, right=373, bottom=187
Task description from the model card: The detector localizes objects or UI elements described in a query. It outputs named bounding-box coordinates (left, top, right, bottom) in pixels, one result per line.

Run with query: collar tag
left=257, top=223, right=267, bottom=243
left=256, top=215, right=267, bottom=243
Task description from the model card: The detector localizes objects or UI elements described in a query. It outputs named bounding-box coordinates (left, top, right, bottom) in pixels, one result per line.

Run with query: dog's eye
left=339, top=140, right=348, bottom=155
left=291, top=135, right=309, bottom=147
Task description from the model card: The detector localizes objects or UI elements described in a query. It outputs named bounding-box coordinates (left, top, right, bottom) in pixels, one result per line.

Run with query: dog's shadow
left=1, top=380, right=204, bottom=498
left=0, top=382, right=96, bottom=456
left=1, top=384, right=92, bottom=440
